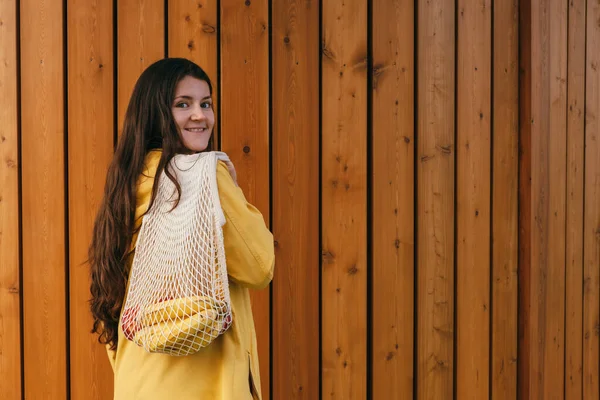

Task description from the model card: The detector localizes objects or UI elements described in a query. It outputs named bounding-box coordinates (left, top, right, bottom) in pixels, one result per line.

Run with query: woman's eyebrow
left=174, top=95, right=212, bottom=101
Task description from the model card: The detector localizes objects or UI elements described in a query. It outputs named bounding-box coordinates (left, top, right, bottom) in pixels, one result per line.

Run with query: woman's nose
left=190, top=105, right=206, bottom=120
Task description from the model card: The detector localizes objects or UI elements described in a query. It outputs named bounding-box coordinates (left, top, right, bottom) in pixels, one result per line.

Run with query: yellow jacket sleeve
left=217, top=161, right=275, bottom=289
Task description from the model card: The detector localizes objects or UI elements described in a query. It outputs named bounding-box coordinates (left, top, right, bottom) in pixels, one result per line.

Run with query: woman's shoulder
left=135, top=150, right=162, bottom=204
left=139, top=149, right=162, bottom=181
left=143, top=150, right=162, bottom=173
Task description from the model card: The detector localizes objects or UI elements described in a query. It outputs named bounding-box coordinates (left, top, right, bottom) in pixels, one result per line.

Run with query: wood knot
left=321, top=250, right=335, bottom=264
left=5, top=158, right=16, bottom=168
left=202, top=24, right=216, bottom=34
left=321, top=41, right=335, bottom=61
left=436, top=144, right=452, bottom=154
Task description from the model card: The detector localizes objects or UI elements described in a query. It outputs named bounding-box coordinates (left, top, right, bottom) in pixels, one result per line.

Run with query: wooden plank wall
left=519, top=1, right=599, bottom=399
left=20, top=1, right=67, bottom=399
left=456, top=0, right=492, bottom=396
left=219, top=1, right=271, bottom=396
left=1, top=1, right=599, bottom=399
left=0, top=0, right=20, bottom=398
left=584, top=1, right=600, bottom=399
left=67, top=0, right=115, bottom=398
left=321, top=1, right=367, bottom=399
left=417, top=0, right=455, bottom=398
left=492, top=1, right=519, bottom=399
left=565, top=0, right=586, bottom=398
left=372, top=0, right=414, bottom=398
left=271, top=1, right=320, bottom=399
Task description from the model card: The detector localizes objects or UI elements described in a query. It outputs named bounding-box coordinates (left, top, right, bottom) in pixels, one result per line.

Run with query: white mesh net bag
left=121, top=151, right=232, bottom=356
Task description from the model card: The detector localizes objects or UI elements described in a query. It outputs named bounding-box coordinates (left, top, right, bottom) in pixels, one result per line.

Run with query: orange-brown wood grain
left=321, top=0, right=368, bottom=398
left=117, top=0, right=165, bottom=134
left=20, top=0, right=67, bottom=397
left=168, top=0, right=219, bottom=147
left=526, top=0, right=568, bottom=397
left=271, top=1, right=320, bottom=398
left=9, top=2, right=600, bottom=398
left=517, top=0, right=532, bottom=398
left=67, top=0, right=115, bottom=397
left=565, top=0, right=586, bottom=397
left=544, top=2, right=568, bottom=395
left=220, top=1, right=271, bottom=398
left=456, top=1, right=492, bottom=397
left=583, top=0, right=600, bottom=397
left=0, top=0, right=21, bottom=398
left=491, top=1, right=519, bottom=399
left=372, top=0, right=414, bottom=398
left=416, top=0, right=455, bottom=398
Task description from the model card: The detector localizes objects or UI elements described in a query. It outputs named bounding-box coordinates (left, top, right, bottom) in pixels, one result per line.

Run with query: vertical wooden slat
left=416, top=0, right=455, bottom=398
left=20, top=0, right=67, bottom=398
left=321, top=1, right=368, bottom=398
left=220, top=1, right=271, bottom=398
left=456, top=0, right=492, bottom=398
left=491, top=1, right=519, bottom=398
left=168, top=0, right=219, bottom=146
left=117, top=0, right=165, bottom=133
left=272, top=1, right=320, bottom=398
left=545, top=2, right=568, bottom=395
left=517, top=0, right=532, bottom=397
left=525, top=0, right=568, bottom=397
left=67, top=0, right=115, bottom=398
left=583, top=0, right=600, bottom=397
left=0, top=1, right=21, bottom=398
left=372, top=0, right=414, bottom=398
left=565, top=0, right=586, bottom=397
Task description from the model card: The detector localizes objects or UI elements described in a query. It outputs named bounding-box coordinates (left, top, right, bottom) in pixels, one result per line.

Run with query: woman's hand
left=215, top=152, right=238, bottom=186
left=223, top=159, right=238, bottom=186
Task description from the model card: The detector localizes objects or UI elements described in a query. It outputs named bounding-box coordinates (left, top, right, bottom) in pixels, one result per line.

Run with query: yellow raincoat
left=107, top=150, right=274, bottom=400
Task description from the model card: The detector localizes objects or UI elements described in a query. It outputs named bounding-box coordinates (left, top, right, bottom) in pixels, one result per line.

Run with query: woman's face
left=171, top=76, right=214, bottom=152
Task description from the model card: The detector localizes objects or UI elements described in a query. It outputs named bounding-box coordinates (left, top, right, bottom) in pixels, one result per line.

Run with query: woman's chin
left=183, top=140, right=210, bottom=153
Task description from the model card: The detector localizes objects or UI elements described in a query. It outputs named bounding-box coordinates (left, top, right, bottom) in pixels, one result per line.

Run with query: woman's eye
left=201, top=102, right=212, bottom=109
left=175, top=102, right=189, bottom=108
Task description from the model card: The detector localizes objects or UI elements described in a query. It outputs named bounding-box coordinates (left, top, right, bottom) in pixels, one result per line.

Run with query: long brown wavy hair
left=89, top=58, right=213, bottom=350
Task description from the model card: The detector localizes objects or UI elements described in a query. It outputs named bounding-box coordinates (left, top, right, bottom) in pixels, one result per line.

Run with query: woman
left=89, top=58, right=274, bottom=399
